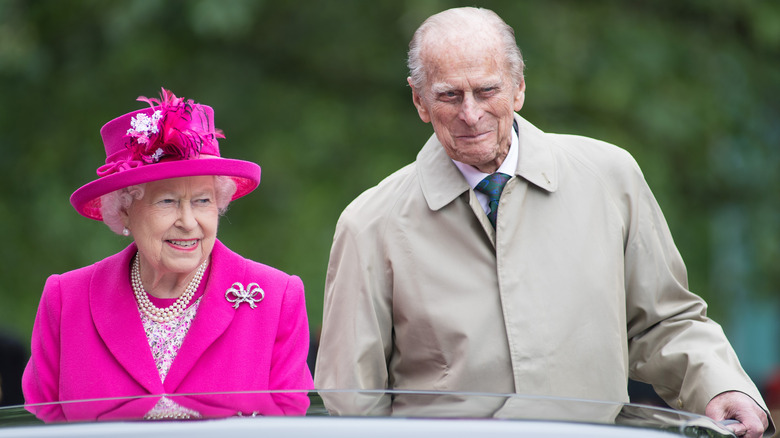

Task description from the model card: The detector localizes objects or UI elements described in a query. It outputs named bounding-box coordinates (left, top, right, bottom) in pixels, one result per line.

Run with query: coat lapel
left=162, top=240, right=241, bottom=391
left=90, top=244, right=164, bottom=394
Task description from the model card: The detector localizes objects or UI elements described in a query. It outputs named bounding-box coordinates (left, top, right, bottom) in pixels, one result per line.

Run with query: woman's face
left=122, top=176, right=219, bottom=280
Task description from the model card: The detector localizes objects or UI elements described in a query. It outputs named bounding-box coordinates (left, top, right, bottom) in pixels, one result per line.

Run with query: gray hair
left=407, top=7, right=525, bottom=93
left=100, top=175, right=238, bottom=235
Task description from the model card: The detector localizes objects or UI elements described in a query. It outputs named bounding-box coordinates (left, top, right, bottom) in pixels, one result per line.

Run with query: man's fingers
left=725, top=422, right=746, bottom=437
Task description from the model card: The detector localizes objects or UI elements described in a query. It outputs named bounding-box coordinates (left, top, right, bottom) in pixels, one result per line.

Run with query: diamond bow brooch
left=225, top=282, right=264, bottom=309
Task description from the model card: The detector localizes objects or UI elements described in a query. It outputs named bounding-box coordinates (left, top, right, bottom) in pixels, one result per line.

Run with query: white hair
left=100, top=175, right=238, bottom=235
left=407, top=7, right=525, bottom=93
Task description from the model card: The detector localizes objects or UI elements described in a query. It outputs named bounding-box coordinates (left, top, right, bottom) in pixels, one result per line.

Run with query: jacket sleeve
left=314, top=208, right=393, bottom=415
left=621, top=158, right=771, bottom=427
left=269, top=274, right=314, bottom=415
left=22, top=274, right=66, bottom=423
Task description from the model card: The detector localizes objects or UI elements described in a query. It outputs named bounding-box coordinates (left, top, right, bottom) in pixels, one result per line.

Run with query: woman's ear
left=119, top=205, right=131, bottom=229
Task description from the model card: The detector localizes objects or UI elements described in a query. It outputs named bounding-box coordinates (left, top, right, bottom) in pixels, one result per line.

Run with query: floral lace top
left=141, top=297, right=202, bottom=382
left=139, top=291, right=205, bottom=419
left=144, top=395, right=201, bottom=420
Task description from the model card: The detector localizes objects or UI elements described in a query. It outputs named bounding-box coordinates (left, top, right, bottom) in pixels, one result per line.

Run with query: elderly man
left=315, top=7, right=772, bottom=437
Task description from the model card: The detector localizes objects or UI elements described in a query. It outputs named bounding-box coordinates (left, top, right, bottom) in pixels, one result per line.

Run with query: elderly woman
left=22, top=89, right=313, bottom=422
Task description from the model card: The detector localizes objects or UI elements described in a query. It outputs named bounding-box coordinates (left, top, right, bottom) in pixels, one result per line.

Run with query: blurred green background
left=0, top=0, right=778, bottom=393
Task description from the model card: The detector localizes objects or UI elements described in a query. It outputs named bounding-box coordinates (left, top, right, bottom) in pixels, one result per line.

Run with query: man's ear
left=408, top=77, right=431, bottom=123
left=514, top=79, right=526, bottom=112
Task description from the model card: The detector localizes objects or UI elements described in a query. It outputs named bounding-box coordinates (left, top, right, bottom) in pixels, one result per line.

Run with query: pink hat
left=71, top=88, right=261, bottom=220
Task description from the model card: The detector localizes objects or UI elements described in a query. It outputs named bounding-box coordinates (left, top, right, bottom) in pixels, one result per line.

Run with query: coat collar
left=89, top=240, right=244, bottom=393
left=418, top=113, right=559, bottom=211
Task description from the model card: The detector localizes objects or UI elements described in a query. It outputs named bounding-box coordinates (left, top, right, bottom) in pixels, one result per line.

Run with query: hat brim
left=70, top=158, right=261, bottom=221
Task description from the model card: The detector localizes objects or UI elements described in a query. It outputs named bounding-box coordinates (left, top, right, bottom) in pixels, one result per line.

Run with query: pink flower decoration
left=124, top=88, right=224, bottom=164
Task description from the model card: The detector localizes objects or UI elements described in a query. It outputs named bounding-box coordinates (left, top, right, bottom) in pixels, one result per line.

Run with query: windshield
left=0, top=390, right=735, bottom=438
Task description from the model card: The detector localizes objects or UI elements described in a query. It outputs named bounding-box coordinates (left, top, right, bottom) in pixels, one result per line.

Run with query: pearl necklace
left=131, top=253, right=208, bottom=323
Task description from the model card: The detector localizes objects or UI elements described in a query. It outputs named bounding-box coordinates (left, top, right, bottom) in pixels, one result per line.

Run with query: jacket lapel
left=90, top=244, right=164, bottom=394
left=162, top=240, right=240, bottom=391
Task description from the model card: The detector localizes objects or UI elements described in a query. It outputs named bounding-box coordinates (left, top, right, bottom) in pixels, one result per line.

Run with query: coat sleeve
left=269, top=274, right=314, bottom=415
left=314, top=208, right=393, bottom=415
left=621, top=157, right=771, bottom=428
left=22, top=274, right=66, bottom=422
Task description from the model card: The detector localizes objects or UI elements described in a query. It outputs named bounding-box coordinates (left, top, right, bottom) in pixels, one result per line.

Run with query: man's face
left=409, top=39, right=524, bottom=173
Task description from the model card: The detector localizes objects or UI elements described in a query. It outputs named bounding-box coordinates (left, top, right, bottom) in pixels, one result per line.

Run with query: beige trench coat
left=315, top=114, right=768, bottom=420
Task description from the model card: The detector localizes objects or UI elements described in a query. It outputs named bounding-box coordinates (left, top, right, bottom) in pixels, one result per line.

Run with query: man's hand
left=705, top=391, right=769, bottom=438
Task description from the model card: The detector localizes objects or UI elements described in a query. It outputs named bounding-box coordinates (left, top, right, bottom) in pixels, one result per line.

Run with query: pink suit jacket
left=23, top=240, right=313, bottom=422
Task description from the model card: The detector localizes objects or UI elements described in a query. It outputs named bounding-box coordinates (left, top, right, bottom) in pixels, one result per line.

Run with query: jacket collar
left=89, top=240, right=242, bottom=393
left=418, top=113, right=559, bottom=211
left=90, top=243, right=163, bottom=394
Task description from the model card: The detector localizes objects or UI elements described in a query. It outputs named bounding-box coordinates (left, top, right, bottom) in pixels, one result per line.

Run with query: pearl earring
left=122, top=227, right=130, bottom=236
